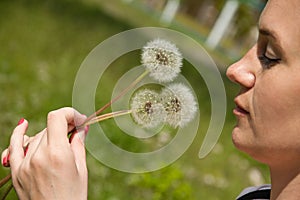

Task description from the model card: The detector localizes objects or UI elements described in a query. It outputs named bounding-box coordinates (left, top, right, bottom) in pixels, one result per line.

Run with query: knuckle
left=47, top=110, right=59, bottom=122
left=29, top=152, right=46, bottom=169
left=47, top=148, right=65, bottom=167
left=47, top=107, right=74, bottom=122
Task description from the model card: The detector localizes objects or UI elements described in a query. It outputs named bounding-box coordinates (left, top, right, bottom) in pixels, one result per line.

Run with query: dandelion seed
left=130, top=89, right=166, bottom=128
left=141, top=38, right=183, bottom=83
left=161, top=83, right=198, bottom=128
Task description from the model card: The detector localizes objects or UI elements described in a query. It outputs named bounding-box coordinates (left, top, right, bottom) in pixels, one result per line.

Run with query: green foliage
left=126, top=165, right=194, bottom=200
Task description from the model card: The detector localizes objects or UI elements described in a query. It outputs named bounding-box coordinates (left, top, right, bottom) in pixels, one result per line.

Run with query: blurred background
left=0, top=0, right=269, bottom=199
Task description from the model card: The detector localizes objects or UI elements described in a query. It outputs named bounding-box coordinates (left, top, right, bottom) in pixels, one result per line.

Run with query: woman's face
left=226, top=0, right=300, bottom=165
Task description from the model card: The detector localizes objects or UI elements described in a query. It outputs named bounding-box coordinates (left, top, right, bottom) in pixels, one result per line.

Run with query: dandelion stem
left=82, top=70, right=149, bottom=125
left=0, top=174, right=11, bottom=188
left=0, top=173, right=13, bottom=199
left=83, top=110, right=132, bottom=127
left=1, top=182, right=13, bottom=200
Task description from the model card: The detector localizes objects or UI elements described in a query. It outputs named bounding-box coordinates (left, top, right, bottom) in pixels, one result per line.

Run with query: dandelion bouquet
left=0, top=38, right=198, bottom=198
left=81, top=38, right=197, bottom=130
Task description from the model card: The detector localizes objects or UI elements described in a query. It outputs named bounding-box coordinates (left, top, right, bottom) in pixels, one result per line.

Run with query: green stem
left=82, top=70, right=149, bottom=125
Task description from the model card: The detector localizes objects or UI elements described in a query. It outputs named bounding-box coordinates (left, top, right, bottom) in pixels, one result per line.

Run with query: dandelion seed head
left=130, top=89, right=166, bottom=128
left=161, top=83, right=198, bottom=128
left=141, top=38, right=183, bottom=83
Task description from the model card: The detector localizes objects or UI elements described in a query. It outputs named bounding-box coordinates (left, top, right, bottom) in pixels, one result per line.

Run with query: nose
left=226, top=46, right=256, bottom=88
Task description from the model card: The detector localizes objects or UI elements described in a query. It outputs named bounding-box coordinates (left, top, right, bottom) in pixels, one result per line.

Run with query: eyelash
left=258, top=54, right=281, bottom=69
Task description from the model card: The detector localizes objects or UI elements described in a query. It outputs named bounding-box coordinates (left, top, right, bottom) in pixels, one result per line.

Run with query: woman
left=227, top=0, right=300, bottom=199
left=2, top=0, right=300, bottom=199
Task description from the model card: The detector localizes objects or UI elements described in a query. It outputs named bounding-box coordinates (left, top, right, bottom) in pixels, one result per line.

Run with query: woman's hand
left=1, top=107, right=88, bottom=200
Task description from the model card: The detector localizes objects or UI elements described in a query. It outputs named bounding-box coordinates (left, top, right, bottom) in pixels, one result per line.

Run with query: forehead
left=259, top=0, right=300, bottom=54
left=260, top=0, right=300, bottom=27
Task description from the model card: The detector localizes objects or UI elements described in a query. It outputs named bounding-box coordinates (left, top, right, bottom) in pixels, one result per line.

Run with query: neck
left=269, top=162, right=300, bottom=200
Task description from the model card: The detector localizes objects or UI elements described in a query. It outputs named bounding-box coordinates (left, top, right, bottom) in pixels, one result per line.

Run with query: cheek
left=253, top=75, right=300, bottom=144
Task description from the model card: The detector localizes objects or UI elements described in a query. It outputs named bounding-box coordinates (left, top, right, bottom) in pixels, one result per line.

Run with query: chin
left=232, top=133, right=247, bottom=152
left=231, top=127, right=255, bottom=154
left=231, top=126, right=245, bottom=149
left=232, top=129, right=269, bottom=164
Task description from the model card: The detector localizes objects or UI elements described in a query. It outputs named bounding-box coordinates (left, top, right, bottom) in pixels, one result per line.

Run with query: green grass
left=0, top=0, right=269, bottom=199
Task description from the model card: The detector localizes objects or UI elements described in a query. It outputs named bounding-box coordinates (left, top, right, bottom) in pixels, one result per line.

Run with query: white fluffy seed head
left=130, top=89, right=166, bottom=128
left=141, top=38, right=183, bottom=83
left=160, top=83, right=198, bottom=128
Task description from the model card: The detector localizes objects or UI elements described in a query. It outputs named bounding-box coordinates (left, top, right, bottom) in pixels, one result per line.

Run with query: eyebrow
left=258, top=26, right=285, bottom=56
left=259, top=28, right=278, bottom=40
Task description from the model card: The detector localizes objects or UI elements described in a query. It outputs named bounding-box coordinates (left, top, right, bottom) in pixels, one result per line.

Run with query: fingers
left=9, top=119, right=28, bottom=172
left=1, top=148, right=9, bottom=167
left=70, top=129, right=88, bottom=173
left=2, top=107, right=88, bottom=170
left=46, top=107, right=86, bottom=146
left=22, top=129, right=46, bottom=160
left=2, top=135, right=31, bottom=167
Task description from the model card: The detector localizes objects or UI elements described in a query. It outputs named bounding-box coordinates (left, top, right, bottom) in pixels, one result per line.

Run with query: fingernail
left=24, top=146, right=28, bottom=156
left=2, top=156, right=7, bottom=166
left=6, top=154, right=10, bottom=165
left=84, top=125, right=89, bottom=134
left=18, top=118, right=25, bottom=125
left=2, top=156, right=9, bottom=167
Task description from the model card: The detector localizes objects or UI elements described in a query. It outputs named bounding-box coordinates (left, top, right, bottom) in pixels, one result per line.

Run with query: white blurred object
left=160, top=0, right=180, bottom=25
left=205, top=0, right=239, bottom=49
left=248, top=168, right=265, bottom=186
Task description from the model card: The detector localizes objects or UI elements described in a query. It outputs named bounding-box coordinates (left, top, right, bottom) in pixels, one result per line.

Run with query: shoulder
left=236, top=184, right=271, bottom=200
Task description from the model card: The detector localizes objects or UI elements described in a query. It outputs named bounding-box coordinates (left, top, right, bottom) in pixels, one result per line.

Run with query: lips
left=234, top=106, right=249, bottom=114
left=233, top=98, right=249, bottom=116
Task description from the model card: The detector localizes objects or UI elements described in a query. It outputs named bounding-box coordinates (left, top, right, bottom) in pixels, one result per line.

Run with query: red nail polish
left=5, top=154, right=10, bottom=167
left=2, top=156, right=9, bottom=167
left=18, top=118, right=25, bottom=125
left=84, top=125, right=89, bottom=134
left=4, top=162, right=10, bottom=167
left=24, top=146, right=28, bottom=156
left=2, top=156, right=7, bottom=166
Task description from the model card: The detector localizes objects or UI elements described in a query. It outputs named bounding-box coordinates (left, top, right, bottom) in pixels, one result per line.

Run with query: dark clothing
left=236, top=184, right=271, bottom=200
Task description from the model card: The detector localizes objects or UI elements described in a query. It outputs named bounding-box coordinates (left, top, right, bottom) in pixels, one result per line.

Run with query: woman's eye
left=258, top=54, right=281, bottom=69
